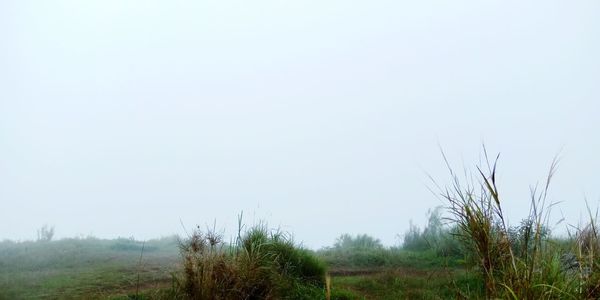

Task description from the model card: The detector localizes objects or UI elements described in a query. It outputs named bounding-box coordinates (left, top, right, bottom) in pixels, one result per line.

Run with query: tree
left=37, top=224, right=55, bottom=242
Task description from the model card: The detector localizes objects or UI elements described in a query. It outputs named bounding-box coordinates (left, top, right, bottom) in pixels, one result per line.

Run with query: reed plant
left=438, top=149, right=577, bottom=299
left=568, top=206, right=600, bottom=299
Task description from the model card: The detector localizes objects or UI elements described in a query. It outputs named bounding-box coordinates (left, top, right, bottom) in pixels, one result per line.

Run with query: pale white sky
left=1, top=0, right=599, bottom=248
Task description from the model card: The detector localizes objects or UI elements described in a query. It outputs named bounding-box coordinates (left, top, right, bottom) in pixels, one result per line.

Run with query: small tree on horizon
left=37, top=224, right=55, bottom=242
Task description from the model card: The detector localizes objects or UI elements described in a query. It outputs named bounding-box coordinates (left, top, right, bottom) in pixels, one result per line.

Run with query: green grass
left=320, top=247, right=462, bottom=272
left=0, top=234, right=480, bottom=299
left=176, top=223, right=328, bottom=299
left=4, top=150, right=597, bottom=299
left=318, top=239, right=481, bottom=299
left=332, top=270, right=479, bottom=300
left=0, top=237, right=179, bottom=299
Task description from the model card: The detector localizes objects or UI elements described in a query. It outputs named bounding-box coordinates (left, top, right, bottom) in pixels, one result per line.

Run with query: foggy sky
left=1, top=0, right=599, bottom=248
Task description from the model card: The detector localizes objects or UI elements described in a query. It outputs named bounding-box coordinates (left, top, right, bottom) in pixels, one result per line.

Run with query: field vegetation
left=2, top=152, right=600, bottom=299
left=0, top=236, right=179, bottom=299
left=174, top=221, right=327, bottom=299
left=434, top=151, right=600, bottom=299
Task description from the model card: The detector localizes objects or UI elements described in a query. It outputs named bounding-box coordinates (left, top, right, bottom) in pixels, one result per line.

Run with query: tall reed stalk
left=438, top=149, right=569, bottom=299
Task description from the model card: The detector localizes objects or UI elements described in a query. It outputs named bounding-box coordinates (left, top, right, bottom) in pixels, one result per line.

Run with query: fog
left=1, top=0, right=599, bottom=248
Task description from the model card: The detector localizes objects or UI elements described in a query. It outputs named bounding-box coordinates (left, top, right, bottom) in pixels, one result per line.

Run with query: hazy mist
left=1, top=0, right=599, bottom=248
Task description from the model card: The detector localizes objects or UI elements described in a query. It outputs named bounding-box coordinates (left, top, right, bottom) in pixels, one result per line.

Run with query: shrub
left=177, top=223, right=326, bottom=299
left=333, top=234, right=383, bottom=251
left=318, top=234, right=393, bottom=269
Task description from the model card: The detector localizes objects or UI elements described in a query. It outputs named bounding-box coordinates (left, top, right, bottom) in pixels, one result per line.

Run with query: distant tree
left=37, top=225, right=55, bottom=242
left=333, top=234, right=383, bottom=250
left=402, top=206, right=463, bottom=257
left=403, top=207, right=444, bottom=251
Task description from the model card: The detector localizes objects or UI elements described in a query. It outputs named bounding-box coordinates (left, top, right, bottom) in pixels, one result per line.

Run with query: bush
left=333, top=234, right=383, bottom=251
left=318, top=234, right=393, bottom=269
left=177, top=223, right=326, bottom=299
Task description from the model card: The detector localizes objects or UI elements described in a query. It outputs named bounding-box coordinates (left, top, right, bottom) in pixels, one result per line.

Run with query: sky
left=1, top=0, right=599, bottom=248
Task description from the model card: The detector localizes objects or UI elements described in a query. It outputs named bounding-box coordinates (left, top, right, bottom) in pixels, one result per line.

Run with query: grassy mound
left=177, top=224, right=327, bottom=299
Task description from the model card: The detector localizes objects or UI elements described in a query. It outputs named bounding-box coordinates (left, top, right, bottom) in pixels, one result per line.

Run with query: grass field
left=0, top=237, right=179, bottom=299
left=0, top=235, right=475, bottom=299
left=0, top=208, right=483, bottom=299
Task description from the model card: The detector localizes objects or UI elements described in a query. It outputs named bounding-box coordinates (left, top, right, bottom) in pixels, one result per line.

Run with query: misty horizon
left=1, top=0, right=599, bottom=249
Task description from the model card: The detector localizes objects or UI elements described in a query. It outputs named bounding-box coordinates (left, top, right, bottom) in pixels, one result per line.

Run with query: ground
left=0, top=238, right=478, bottom=299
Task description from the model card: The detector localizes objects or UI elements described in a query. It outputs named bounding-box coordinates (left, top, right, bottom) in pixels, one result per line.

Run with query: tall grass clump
left=568, top=206, right=600, bottom=299
left=177, top=221, right=326, bottom=299
left=437, top=149, right=575, bottom=299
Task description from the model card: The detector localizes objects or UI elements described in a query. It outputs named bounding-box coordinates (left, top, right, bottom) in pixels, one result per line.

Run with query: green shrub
left=177, top=222, right=326, bottom=299
left=319, top=234, right=393, bottom=269
left=333, top=234, right=383, bottom=251
left=267, top=241, right=327, bottom=287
